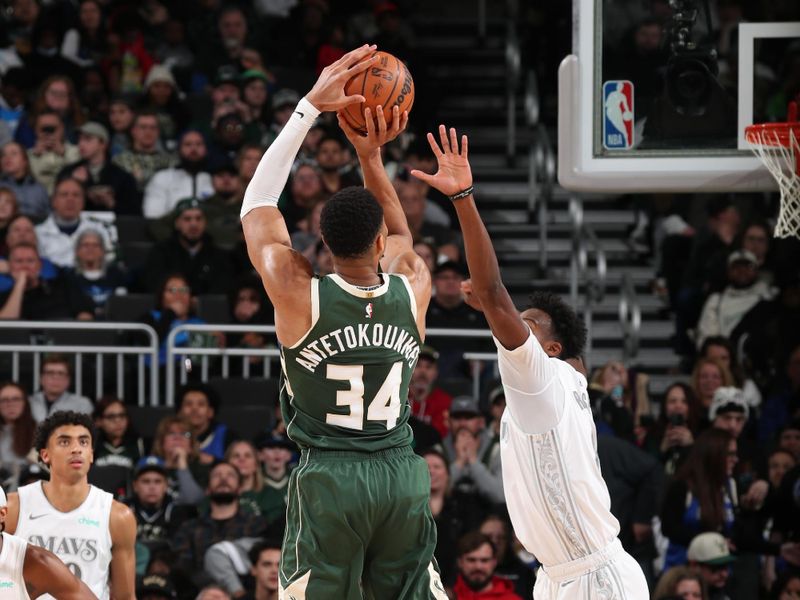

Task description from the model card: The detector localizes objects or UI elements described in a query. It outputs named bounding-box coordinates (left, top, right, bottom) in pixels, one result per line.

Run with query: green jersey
left=280, top=272, right=422, bottom=451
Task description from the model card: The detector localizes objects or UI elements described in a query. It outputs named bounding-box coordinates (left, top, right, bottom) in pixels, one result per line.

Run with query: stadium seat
left=207, top=377, right=279, bottom=408
left=106, top=294, right=156, bottom=322
left=196, top=295, right=230, bottom=324
left=218, top=405, right=274, bottom=442
left=438, top=377, right=473, bottom=398
left=46, top=328, right=120, bottom=346
left=127, top=406, right=175, bottom=440
left=115, top=215, right=152, bottom=244
left=119, top=241, right=154, bottom=271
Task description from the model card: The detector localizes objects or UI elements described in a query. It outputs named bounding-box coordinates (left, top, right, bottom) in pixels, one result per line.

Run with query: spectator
left=202, top=163, right=244, bottom=250
left=253, top=434, right=293, bottom=525
left=396, top=179, right=459, bottom=257
left=66, top=229, right=129, bottom=317
left=176, top=383, right=233, bottom=462
left=696, top=250, right=777, bottom=349
left=652, top=566, right=708, bottom=600
left=239, top=69, right=271, bottom=140
left=778, top=421, right=800, bottom=462
left=0, top=243, right=94, bottom=320
left=226, top=440, right=284, bottom=525
left=144, top=131, right=213, bottom=218
left=58, top=121, right=140, bottom=215
left=35, top=177, right=113, bottom=268
left=486, top=384, right=505, bottom=438
left=426, top=261, right=488, bottom=378
left=0, top=141, right=50, bottom=219
left=225, top=276, right=273, bottom=370
left=0, top=381, right=35, bottom=482
left=245, top=539, right=281, bottom=600
left=129, top=456, right=195, bottom=550
left=315, top=135, right=360, bottom=195
left=154, top=19, right=195, bottom=84
left=767, top=449, right=796, bottom=491
left=442, top=396, right=504, bottom=505
left=112, top=110, right=174, bottom=193
left=478, top=514, right=533, bottom=599
left=708, top=386, right=764, bottom=482
left=0, top=68, right=26, bottom=139
left=661, top=429, right=738, bottom=569
left=453, top=532, right=522, bottom=599
left=699, top=336, right=761, bottom=411
left=196, top=585, right=232, bottom=600
left=60, top=0, right=109, bottom=68
left=26, top=110, right=80, bottom=193
left=769, top=572, right=800, bottom=600
left=590, top=360, right=651, bottom=437
left=290, top=199, right=324, bottom=261
left=108, top=95, right=135, bottom=156
left=691, top=358, right=735, bottom=417
left=0, top=187, right=16, bottom=251
left=236, top=144, right=262, bottom=190
left=140, top=65, right=189, bottom=143
left=208, top=113, right=247, bottom=168
left=28, top=354, right=94, bottom=422
left=90, top=395, right=145, bottom=498
left=0, top=215, right=59, bottom=292
left=143, top=198, right=234, bottom=295
left=173, top=461, right=268, bottom=575
left=408, top=345, right=452, bottom=438
left=139, top=273, right=208, bottom=367
left=151, top=415, right=210, bottom=504
left=686, top=532, right=736, bottom=600
left=137, top=574, right=178, bottom=600
left=642, top=382, right=700, bottom=474
left=759, top=345, right=800, bottom=445
left=283, top=163, right=326, bottom=230
left=413, top=239, right=437, bottom=274
left=15, top=75, right=85, bottom=148
left=261, top=89, right=300, bottom=147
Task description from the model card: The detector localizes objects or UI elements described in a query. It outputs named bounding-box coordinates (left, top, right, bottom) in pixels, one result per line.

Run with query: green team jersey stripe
left=280, top=272, right=421, bottom=451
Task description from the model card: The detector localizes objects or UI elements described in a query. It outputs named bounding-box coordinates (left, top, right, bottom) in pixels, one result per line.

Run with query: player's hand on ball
left=306, top=44, right=381, bottom=112
left=337, top=104, right=408, bottom=156
left=410, top=125, right=473, bottom=197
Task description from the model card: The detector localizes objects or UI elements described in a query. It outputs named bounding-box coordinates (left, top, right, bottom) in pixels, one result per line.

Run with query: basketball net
left=745, top=98, right=800, bottom=239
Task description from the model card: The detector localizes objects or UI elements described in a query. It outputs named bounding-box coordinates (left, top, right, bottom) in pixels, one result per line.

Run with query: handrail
left=618, top=273, right=642, bottom=362
left=165, top=324, right=497, bottom=406
left=569, top=198, right=607, bottom=367
left=0, top=321, right=159, bottom=406
left=505, top=0, right=520, bottom=165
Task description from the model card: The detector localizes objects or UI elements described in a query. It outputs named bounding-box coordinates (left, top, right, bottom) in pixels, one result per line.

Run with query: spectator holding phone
left=643, top=382, right=701, bottom=474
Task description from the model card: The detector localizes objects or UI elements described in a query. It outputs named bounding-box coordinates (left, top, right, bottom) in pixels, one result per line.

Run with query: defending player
left=0, top=485, right=97, bottom=599
left=411, top=127, right=649, bottom=599
left=240, top=45, right=446, bottom=599
left=3, top=411, right=137, bottom=600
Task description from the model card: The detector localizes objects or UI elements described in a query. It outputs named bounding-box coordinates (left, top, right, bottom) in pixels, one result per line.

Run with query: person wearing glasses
left=151, top=415, right=209, bottom=505
left=28, top=355, right=93, bottom=423
left=90, top=397, right=145, bottom=499
left=0, top=382, right=36, bottom=487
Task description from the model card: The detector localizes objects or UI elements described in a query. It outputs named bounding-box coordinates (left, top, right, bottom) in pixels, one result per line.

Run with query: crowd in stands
left=0, top=0, right=799, bottom=599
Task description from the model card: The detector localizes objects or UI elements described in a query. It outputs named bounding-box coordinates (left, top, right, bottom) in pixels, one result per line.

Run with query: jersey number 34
left=325, top=362, right=403, bottom=430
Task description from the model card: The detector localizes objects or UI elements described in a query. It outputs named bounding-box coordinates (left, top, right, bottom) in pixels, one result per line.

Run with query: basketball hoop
left=745, top=99, right=800, bottom=238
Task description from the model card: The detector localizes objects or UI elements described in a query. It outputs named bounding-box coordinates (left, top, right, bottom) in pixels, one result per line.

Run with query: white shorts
left=533, top=539, right=649, bottom=600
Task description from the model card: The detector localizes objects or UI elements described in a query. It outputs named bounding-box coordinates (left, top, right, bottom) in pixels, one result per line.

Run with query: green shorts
left=279, top=445, right=447, bottom=599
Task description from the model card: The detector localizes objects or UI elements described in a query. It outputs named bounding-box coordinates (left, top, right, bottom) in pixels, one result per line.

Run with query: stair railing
left=569, top=197, right=607, bottom=368
left=505, top=0, right=520, bottom=165
left=526, top=69, right=555, bottom=273
left=619, top=272, right=642, bottom=362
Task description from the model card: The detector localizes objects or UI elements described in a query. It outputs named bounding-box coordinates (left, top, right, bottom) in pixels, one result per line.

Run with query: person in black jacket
left=142, top=198, right=234, bottom=295
left=90, top=396, right=145, bottom=499
left=57, top=121, right=141, bottom=215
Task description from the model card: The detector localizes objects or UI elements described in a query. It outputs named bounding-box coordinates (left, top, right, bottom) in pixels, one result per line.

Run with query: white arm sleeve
left=494, top=331, right=565, bottom=434
left=240, top=97, right=321, bottom=219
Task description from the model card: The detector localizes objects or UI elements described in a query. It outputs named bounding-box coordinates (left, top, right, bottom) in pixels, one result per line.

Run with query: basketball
left=342, top=51, right=415, bottom=133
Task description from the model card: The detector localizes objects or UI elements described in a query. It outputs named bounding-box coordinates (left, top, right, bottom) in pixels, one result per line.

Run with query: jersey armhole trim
left=287, top=277, right=320, bottom=350
left=395, top=273, right=418, bottom=321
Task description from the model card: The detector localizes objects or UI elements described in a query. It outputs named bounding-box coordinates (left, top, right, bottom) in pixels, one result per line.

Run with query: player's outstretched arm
left=338, top=106, right=431, bottom=329
left=241, top=45, right=379, bottom=344
left=411, top=125, right=529, bottom=350
left=23, top=545, right=98, bottom=599
left=108, top=502, right=137, bottom=600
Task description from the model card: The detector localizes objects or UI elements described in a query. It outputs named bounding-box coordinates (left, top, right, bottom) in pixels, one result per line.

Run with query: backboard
left=558, top=0, right=800, bottom=192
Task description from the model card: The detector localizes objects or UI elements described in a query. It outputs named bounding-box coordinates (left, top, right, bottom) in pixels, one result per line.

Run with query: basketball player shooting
left=3, top=411, right=137, bottom=600
left=411, top=126, right=649, bottom=599
left=240, top=44, right=446, bottom=598
left=0, top=485, right=97, bottom=599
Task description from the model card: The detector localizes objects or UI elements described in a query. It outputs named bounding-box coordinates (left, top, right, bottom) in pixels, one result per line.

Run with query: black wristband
left=448, top=186, right=474, bottom=202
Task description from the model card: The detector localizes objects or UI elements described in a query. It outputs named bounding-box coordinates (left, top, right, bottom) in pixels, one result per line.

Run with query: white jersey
left=0, top=532, right=31, bottom=600
left=14, top=481, right=113, bottom=600
left=496, top=332, right=621, bottom=567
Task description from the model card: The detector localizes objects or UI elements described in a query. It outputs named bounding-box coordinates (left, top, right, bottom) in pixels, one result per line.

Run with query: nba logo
left=602, top=81, right=634, bottom=150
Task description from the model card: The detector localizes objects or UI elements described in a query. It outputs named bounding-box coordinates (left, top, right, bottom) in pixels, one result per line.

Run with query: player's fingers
left=425, top=132, right=444, bottom=158
left=341, top=53, right=380, bottom=79
left=335, top=44, right=376, bottom=70
left=449, top=127, right=459, bottom=154
left=364, top=107, right=376, bottom=137
left=461, top=134, right=469, bottom=158
left=375, top=105, right=387, bottom=138
left=399, top=110, right=409, bottom=133
left=438, top=124, right=450, bottom=154
left=390, top=105, right=401, bottom=133
left=409, top=168, right=436, bottom=186
left=336, top=111, right=356, bottom=137
left=333, top=94, right=366, bottom=110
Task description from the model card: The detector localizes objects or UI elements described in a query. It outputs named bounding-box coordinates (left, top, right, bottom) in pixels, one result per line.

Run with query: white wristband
left=240, top=97, right=321, bottom=219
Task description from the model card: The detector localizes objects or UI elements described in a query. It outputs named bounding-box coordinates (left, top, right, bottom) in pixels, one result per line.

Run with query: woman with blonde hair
left=652, top=566, right=707, bottom=600
left=691, top=358, right=735, bottom=417
left=16, top=75, right=86, bottom=147
left=151, top=415, right=210, bottom=504
left=224, top=439, right=285, bottom=525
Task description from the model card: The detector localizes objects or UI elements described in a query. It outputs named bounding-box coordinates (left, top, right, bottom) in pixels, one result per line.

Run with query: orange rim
left=745, top=122, right=800, bottom=148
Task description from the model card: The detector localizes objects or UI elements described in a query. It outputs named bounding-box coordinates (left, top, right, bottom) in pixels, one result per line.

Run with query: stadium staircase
left=411, top=4, right=682, bottom=396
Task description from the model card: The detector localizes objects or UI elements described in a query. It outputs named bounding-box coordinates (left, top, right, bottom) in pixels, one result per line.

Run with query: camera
left=40, top=125, right=57, bottom=135
left=668, top=414, right=686, bottom=427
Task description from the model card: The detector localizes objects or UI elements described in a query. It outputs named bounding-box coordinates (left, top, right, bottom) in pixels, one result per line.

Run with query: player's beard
left=209, top=492, right=238, bottom=505
left=463, top=572, right=492, bottom=591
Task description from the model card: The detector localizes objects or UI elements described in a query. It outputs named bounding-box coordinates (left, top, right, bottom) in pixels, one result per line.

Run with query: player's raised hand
left=337, top=105, right=408, bottom=157
left=410, top=125, right=473, bottom=197
left=306, top=44, right=381, bottom=112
